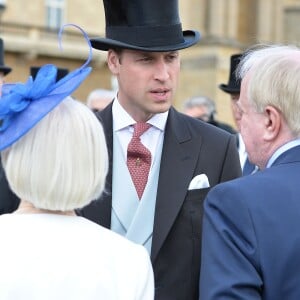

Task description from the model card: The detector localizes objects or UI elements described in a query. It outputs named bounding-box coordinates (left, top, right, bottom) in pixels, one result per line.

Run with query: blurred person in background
left=183, top=95, right=236, bottom=134
left=219, top=53, right=257, bottom=175
left=86, top=88, right=115, bottom=112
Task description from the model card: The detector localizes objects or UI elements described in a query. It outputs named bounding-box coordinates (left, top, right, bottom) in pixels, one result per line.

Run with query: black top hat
left=219, top=54, right=242, bottom=94
left=30, top=66, right=69, bottom=82
left=0, top=39, right=12, bottom=76
left=91, top=0, right=200, bottom=52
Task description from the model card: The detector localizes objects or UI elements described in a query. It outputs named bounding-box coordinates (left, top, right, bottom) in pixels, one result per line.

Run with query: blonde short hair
left=1, top=96, right=108, bottom=211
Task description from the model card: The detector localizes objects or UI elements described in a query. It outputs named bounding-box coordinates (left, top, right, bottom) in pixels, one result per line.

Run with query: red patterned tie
left=127, top=123, right=152, bottom=199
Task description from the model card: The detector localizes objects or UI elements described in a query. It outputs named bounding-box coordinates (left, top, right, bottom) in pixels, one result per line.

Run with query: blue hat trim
left=0, top=24, right=92, bottom=151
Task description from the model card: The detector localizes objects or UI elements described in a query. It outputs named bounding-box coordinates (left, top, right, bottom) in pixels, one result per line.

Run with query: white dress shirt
left=112, top=97, right=168, bottom=167
left=238, top=133, right=248, bottom=169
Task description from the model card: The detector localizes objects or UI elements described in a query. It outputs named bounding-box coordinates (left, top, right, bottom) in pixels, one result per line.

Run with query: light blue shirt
left=266, top=138, right=300, bottom=168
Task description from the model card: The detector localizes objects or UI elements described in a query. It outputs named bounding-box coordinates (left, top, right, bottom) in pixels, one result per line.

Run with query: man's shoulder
left=212, top=120, right=237, bottom=134
left=171, top=108, right=231, bottom=133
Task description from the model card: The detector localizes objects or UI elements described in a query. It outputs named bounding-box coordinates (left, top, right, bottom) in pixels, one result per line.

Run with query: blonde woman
left=0, top=26, right=154, bottom=300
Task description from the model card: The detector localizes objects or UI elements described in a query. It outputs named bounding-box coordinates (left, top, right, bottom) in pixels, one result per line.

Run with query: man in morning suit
left=77, top=1, right=241, bottom=299
left=200, top=45, right=300, bottom=299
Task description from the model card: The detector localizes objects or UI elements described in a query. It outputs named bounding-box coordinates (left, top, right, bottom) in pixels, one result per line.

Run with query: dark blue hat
left=91, top=0, right=200, bottom=52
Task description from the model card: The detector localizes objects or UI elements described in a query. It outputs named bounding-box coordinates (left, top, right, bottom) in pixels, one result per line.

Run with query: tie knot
left=133, top=122, right=151, bottom=138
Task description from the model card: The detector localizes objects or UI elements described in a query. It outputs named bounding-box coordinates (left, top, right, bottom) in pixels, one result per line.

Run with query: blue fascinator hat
left=0, top=24, right=92, bottom=151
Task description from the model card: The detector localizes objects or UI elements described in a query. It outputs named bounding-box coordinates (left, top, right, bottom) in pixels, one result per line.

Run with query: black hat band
left=106, top=23, right=185, bottom=47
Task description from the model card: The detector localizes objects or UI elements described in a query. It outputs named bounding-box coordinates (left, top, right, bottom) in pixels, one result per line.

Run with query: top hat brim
left=218, top=83, right=240, bottom=94
left=90, top=30, right=200, bottom=52
left=0, top=66, right=12, bottom=76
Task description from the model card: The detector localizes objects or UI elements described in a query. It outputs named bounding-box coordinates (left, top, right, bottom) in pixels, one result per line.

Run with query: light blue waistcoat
left=111, top=132, right=163, bottom=254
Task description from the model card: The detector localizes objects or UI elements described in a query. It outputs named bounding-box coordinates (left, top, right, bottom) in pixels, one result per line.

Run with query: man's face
left=107, top=49, right=180, bottom=122
left=237, top=75, right=266, bottom=167
left=230, top=93, right=241, bottom=130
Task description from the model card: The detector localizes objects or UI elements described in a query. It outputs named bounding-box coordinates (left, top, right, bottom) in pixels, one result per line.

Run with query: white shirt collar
left=112, top=95, right=168, bottom=132
left=238, top=133, right=246, bottom=153
left=266, top=138, right=300, bottom=168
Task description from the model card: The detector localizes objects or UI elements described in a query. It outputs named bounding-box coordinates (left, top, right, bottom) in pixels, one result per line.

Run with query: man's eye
left=165, top=55, right=178, bottom=62
left=140, top=57, right=151, bottom=62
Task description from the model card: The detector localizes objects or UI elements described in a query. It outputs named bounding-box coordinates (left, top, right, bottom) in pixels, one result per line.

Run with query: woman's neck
left=14, top=200, right=75, bottom=216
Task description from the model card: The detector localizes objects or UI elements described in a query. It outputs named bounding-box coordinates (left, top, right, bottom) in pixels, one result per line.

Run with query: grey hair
left=237, top=44, right=300, bottom=136
left=86, top=89, right=115, bottom=108
left=182, top=96, right=216, bottom=116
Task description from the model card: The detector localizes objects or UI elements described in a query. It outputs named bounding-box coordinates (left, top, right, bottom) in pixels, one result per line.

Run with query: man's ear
left=107, top=50, right=120, bottom=75
left=263, top=105, right=281, bottom=141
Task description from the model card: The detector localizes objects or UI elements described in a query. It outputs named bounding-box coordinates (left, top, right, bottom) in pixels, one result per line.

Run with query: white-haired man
left=200, top=44, right=300, bottom=299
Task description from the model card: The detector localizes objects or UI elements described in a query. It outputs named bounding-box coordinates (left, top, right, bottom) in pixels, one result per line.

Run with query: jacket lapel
left=151, top=108, right=202, bottom=262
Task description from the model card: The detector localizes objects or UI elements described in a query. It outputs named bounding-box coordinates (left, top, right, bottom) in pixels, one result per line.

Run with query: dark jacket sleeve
left=0, top=160, right=20, bottom=214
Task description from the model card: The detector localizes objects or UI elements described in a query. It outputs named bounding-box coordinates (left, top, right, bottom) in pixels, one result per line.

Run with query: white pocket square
left=188, top=174, right=210, bottom=190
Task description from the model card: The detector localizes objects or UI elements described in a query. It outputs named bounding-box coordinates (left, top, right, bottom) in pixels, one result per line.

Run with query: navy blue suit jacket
left=200, top=145, right=300, bottom=300
left=78, top=104, right=242, bottom=300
